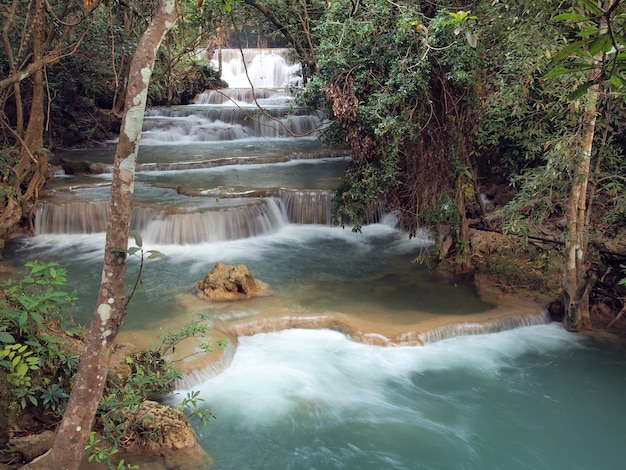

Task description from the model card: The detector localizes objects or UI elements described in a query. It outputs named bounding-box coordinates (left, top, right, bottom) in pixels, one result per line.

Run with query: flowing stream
left=3, top=49, right=626, bottom=469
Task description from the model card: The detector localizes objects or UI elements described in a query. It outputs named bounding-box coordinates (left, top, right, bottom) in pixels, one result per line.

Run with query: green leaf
left=127, top=247, right=141, bottom=256
left=576, top=25, right=599, bottom=38
left=17, top=312, right=28, bottom=326
left=544, top=64, right=592, bottom=78
left=146, top=250, right=166, bottom=260
left=0, top=332, right=14, bottom=343
left=17, top=362, right=28, bottom=376
left=580, top=0, right=604, bottom=16
left=30, top=311, right=44, bottom=329
left=609, top=73, right=625, bottom=87
left=551, top=13, right=589, bottom=22
left=130, top=230, right=143, bottom=249
left=588, top=34, right=613, bottom=55
left=613, top=33, right=626, bottom=48
left=554, top=38, right=593, bottom=61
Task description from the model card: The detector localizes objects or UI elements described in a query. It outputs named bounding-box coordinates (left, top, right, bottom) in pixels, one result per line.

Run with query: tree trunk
left=14, top=0, right=47, bottom=231
left=562, top=2, right=611, bottom=331
left=44, top=1, right=178, bottom=468
left=563, top=80, right=597, bottom=331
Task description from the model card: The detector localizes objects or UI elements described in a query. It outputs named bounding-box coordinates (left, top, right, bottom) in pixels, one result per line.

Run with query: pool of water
left=180, top=326, right=626, bottom=470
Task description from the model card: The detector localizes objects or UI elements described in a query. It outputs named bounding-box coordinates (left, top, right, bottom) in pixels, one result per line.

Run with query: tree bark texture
left=44, top=1, right=178, bottom=468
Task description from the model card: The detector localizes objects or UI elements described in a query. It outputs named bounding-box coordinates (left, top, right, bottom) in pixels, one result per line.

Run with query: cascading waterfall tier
left=34, top=192, right=340, bottom=243
left=139, top=48, right=324, bottom=143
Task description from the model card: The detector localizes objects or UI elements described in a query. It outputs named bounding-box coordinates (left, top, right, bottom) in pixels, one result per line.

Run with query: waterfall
left=173, top=310, right=553, bottom=390
left=412, top=310, right=552, bottom=345
left=34, top=201, right=109, bottom=235
left=141, top=100, right=324, bottom=142
left=35, top=193, right=340, bottom=242
left=212, top=48, right=302, bottom=90
left=280, top=189, right=333, bottom=225
left=134, top=48, right=324, bottom=143
left=140, top=199, right=287, bottom=245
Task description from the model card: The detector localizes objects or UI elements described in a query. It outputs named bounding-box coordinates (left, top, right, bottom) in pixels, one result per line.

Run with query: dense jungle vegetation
left=2, top=0, right=626, bottom=467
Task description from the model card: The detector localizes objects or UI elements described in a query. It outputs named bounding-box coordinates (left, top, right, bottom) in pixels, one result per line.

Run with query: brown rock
left=115, top=401, right=212, bottom=469
left=198, top=262, right=259, bottom=300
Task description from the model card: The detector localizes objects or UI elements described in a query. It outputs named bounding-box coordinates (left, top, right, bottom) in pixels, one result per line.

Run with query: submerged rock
left=198, top=262, right=259, bottom=300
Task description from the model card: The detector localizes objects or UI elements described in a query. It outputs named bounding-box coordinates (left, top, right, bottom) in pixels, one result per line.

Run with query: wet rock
left=198, top=262, right=259, bottom=300
left=59, top=159, right=108, bottom=175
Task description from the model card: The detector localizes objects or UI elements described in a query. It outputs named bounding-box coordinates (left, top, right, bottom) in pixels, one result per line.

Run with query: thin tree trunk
left=562, top=2, right=610, bottom=331
left=44, top=1, right=178, bottom=468
left=14, top=0, right=47, bottom=231
left=563, top=84, right=597, bottom=331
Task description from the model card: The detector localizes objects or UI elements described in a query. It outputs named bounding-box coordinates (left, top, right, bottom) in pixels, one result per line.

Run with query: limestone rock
left=115, top=400, right=213, bottom=469
left=198, top=262, right=259, bottom=300
left=122, top=400, right=196, bottom=450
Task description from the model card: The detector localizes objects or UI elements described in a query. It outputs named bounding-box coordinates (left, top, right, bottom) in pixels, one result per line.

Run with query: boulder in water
left=59, top=158, right=108, bottom=175
left=198, top=262, right=259, bottom=300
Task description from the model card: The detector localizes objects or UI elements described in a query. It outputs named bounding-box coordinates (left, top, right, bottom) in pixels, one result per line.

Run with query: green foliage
left=156, top=311, right=212, bottom=355
left=476, top=1, right=575, bottom=173
left=548, top=3, right=626, bottom=96
left=0, top=148, right=18, bottom=183
left=478, top=0, right=626, bottom=248
left=0, top=343, right=40, bottom=389
left=35, top=382, right=70, bottom=415
left=148, top=55, right=223, bottom=105
left=85, top=431, right=139, bottom=470
left=0, top=262, right=80, bottom=414
left=305, top=0, right=485, bottom=236
left=89, top=314, right=222, bottom=465
left=1, top=261, right=77, bottom=336
left=179, top=390, right=215, bottom=427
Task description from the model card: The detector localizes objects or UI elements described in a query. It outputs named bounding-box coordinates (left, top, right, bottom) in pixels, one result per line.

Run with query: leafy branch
left=110, top=230, right=165, bottom=307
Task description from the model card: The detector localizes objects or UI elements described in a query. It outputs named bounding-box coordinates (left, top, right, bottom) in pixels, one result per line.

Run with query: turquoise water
left=182, top=326, right=626, bottom=470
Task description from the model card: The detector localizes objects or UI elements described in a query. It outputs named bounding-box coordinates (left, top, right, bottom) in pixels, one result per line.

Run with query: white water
left=178, top=325, right=626, bottom=470
left=212, top=48, right=302, bottom=89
